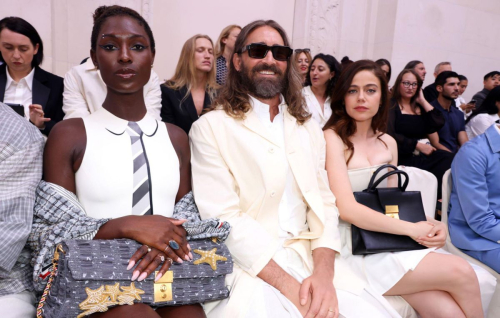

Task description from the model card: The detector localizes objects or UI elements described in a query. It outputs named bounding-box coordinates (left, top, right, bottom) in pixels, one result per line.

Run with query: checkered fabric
left=0, top=103, right=44, bottom=296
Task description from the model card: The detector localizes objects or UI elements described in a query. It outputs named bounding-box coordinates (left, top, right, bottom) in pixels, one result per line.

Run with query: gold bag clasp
left=385, top=205, right=399, bottom=219
left=154, top=271, right=173, bottom=302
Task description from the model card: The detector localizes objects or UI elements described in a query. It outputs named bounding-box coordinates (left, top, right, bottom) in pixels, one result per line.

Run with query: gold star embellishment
left=79, top=285, right=106, bottom=308
left=193, top=248, right=227, bottom=270
left=103, top=282, right=121, bottom=302
left=120, top=282, right=145, bottom=300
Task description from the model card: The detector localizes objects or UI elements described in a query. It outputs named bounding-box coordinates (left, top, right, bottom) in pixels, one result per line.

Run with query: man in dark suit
left=423, top=61, right=452, bottom=103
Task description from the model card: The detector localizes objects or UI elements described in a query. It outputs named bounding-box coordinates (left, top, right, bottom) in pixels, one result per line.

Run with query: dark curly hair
left=304, top=53, right=341, bottom=98
left=90, top=5, right=155, bottom=53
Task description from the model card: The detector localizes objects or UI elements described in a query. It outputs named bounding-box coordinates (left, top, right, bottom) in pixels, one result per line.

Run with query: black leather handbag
left=351, top=164, right=427, bottom=255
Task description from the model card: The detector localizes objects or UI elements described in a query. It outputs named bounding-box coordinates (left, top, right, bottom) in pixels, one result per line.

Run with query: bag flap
left=63, top=239, right=233, bottom=281
left=376, top=188, right=427, bottom=222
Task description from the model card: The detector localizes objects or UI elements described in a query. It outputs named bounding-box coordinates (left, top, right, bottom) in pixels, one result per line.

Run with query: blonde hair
left=166, top=34, right=218, bottom=101
left=215, top=24, right=241, bottom=57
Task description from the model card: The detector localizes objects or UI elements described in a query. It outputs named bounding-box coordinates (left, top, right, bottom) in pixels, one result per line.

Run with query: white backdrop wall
left=3, top=0, right=500, bottom=101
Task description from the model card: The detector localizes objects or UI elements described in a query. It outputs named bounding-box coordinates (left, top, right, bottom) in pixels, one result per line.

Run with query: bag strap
left=368, top=170, right=409, bottom=191
left=367, top=164, right=400, bottom=189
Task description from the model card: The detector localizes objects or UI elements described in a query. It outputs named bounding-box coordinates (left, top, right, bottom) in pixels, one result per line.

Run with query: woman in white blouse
left=465, top=86, right=500, bottom=139
left=302, top=53, right=340, bottom=128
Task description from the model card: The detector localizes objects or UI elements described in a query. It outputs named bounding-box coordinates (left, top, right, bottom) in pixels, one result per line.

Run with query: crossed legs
left=385, top=253, right=483, bottom=318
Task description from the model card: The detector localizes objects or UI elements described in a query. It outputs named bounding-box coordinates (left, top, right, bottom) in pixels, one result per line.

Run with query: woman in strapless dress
left=322, top=60, right=495, bottom=318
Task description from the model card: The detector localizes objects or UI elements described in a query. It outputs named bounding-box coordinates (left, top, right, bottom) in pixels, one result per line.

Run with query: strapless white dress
left=342, top=165, right=496, bottom=317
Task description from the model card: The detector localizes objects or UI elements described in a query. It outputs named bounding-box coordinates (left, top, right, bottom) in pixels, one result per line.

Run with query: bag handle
left=367, top=164, right=400, bottom=189
left=368, top=170, right=409, bottom=192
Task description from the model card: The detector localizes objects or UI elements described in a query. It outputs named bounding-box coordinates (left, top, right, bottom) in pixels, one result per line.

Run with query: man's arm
left=0, top=126, right=44, bottom=276
left=458, top=131, right=469, bottom=146
left=145, top=70, right=162, bottom=121
left=428, top=132, right=452, bottom=152
left=452, top=143, right=500, bottom=242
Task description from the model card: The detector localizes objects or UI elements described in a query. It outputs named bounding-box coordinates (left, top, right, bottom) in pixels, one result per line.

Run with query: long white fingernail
left=155, top=272, right=163, bottom=282
left=127, top=260, right=135, bottom=271
left=177, top=258, right=183, bottom=264
left=131, top=270, right=140, bottom=281
left=138, top=272, right=147, bottom=282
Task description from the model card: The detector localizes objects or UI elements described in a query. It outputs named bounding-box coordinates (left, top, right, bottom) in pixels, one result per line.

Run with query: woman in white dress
left=323, top=60, right=495, bottom=317
left=302, top=53, right=340, bottom=128
left=465, top=86, right=500, bottom=140
left=43, top=5, right=205, bottom=318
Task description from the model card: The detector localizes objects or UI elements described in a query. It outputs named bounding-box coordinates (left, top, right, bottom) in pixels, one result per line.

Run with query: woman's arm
left=323, top=129, right=433, bottom=239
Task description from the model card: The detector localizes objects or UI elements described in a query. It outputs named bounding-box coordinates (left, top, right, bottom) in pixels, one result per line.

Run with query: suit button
left=497, top=240, right=500, bottom=244
left=269, top=147, right=275, bottom=153
left=270, top=191, right=276, bottom=197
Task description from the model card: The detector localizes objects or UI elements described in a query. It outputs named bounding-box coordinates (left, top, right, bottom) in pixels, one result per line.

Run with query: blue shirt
left=431, top=99, right=465, bottom=153
left=449, top=124, right=500, bottom=251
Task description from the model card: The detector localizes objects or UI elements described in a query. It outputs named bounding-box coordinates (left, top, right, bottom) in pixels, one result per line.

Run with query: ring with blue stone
left=169, top=240, right=180, bottom=250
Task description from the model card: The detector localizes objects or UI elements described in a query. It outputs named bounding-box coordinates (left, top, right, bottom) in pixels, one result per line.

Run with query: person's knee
left=431, top=302, right=466, bottom=318
left=448, top=256, right=477, bottom=286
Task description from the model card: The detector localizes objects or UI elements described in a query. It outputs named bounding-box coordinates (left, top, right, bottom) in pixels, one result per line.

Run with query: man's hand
left=29, top=104, right=50, bottom=129
left=300, top=267, right=339, bottom=318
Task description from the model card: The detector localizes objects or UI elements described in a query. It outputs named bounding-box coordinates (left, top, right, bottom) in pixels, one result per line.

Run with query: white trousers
left=0, top=290, right=36, bottom=318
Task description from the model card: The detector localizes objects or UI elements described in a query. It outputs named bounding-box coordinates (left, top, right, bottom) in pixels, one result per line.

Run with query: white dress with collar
left=75, top=107, right=179, bottom=218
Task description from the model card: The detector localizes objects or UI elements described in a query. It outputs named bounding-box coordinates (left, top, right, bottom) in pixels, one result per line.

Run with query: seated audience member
left=62, top=44, right=162, bottom=120
left=302, top=53, right=340, bottom=127
left=375, top=58, right=391, bottom=82
left=449, top=122, right=500, bottom=274
left=41, top=6, right=204, bottom=317
left=190, top=19, right=399, bottom=318
left=428, top=71, right=468, bottom=153
left=161, top=34, right=218, bottom=134
left=404, top=60, right=427, bottom=81
left=471, top=71, right=500, bottom=109
left=0, top=102, right=44, bottom=317
left=388, top=69, right=454, bottom=199
left=215, top=24, right=241, bottom=85
left=455, top=74, right=474, bottom=117
left=423, top=61, right=452, bottom=103
left=0, top=17, right=64, bottom=137
left=294, top=48, right=312, bottom=85
left=465, top=86, right=500, bottom=139
left=323, top=60, right=495, bottom=317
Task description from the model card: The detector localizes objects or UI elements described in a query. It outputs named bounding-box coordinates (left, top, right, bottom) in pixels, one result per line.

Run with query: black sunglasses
left=294, top=48, right=310, bottom=53
left=239, top=43, right=293, bottom=61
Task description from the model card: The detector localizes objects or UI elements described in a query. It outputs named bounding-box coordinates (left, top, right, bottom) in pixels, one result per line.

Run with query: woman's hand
left=124, top=215, right=192, bottom=264
left=415, top=89, right=426, bottom=105
left=127, top=245, right=173, bottom=282
left=416, top=142, right=436, bottom=156
left=417, top=221, right=447, bottom=248
left=408, top=221, right=434, bottom=242
left=29, top=104, right=50, bottom=129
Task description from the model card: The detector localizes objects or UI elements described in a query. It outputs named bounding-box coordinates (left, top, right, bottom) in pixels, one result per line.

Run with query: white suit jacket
left=62, top=59, right=161, bottom=120
left=190, top=106, right=365, bottom=312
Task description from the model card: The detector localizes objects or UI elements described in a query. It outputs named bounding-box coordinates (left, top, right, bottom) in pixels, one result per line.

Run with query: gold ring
left=167, top=258, right=173, bottom=265
left=328, top=308, right=335, bottom=313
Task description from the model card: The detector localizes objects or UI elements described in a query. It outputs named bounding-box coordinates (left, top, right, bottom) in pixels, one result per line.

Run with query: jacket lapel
left=0, top=65, right=6, bottom=101
left=32, top=67, right=50, bottom=109
left=242, top=107, right=281, bottom=147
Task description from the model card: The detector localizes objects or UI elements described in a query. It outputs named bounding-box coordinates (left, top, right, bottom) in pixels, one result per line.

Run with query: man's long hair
left=209, top=20, right=310, bottom=124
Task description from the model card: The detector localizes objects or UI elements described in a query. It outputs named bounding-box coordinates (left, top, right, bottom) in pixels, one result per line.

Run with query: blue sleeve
left=459, top=113, right=466, bottom=131
left=452, top=143, right=500, bottom=242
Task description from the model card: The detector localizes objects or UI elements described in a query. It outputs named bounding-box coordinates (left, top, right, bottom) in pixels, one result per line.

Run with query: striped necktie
left=126, top=122, right=152, bottom=215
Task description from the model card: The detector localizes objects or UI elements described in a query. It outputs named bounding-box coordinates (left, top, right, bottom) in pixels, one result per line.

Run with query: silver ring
left=160, top=255, right=165, bottom=263
left=164, top=245, right=170, bottom=253
left=147, top=247, right=152, bottom=253
left=166, top=258, right=173, bottom=265
left=169, top=240, right=180, bottom=250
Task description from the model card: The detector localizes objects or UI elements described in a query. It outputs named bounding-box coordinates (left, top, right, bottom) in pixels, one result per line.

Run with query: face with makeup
left=0, top=28, right=38, bottom=74
left=91, top=15, right=154, bottom=95
left=310, top=58, right=334, bottom=89
left=344, top=70, right=382, bottom=123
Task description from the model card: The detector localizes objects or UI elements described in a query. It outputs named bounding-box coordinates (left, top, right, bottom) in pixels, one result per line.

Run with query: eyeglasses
left=294, top=48, right=311, bottom=53
left=239, top=43, right=293, bottom=61
left=401, top=81, right=418, bottom=89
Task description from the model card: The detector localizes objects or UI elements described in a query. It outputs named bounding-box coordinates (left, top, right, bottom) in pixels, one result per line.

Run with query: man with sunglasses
left=189, top=20, right=396, bottom=318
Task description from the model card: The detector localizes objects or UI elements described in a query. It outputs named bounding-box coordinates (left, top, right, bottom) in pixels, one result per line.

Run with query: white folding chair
left=441, top=169, right=500, bottom=318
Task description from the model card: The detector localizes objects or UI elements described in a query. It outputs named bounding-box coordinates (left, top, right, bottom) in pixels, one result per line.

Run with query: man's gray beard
left=240, top=64, right=285, bottom=99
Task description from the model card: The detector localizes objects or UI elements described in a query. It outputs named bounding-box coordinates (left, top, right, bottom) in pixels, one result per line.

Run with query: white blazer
left=189, top=105, right=365, bottom=315
left=302, top=85, right=332, bottom=128
left=62, top=59, right=161, bottom=120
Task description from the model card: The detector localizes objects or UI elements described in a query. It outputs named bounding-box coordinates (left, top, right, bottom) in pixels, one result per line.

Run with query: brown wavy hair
left=391, top=69, right=423, bottom=114
left=209, top=20, right=310, bottom=124
left=323, top=60, right=389, bottom=164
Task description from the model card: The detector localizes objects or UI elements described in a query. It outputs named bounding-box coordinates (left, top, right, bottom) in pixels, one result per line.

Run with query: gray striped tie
left=126, top=122, right=152, bottom=215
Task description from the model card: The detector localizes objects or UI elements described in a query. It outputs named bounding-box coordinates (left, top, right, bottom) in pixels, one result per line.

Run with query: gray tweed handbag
left=38, top=238, right=232, bottom=318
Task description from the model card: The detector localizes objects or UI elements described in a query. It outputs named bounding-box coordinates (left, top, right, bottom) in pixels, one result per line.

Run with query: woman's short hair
left=391, top=69, right=423, bottom=114
left=90, top=5, right=155, bottom=53
left=214, top=24, right=241, bottom=58
left=375, top=58, right=392, bottom=82
left=324, top=60, right=389, bottom=164
left=166, top=34, right=218, bottom=101
left=304, top=53, right=341, bottom=98
left=0, top=17, right=44, bottom=67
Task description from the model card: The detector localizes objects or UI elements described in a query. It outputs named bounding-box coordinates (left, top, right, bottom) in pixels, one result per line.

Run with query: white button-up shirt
left=249, top=95, right=308, bottom=239
left=302, top=85, right=332, bottom=128
left=3, top=66, right=34, bottom=118
left=466, top=113, right=500, bottom=140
